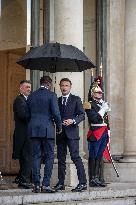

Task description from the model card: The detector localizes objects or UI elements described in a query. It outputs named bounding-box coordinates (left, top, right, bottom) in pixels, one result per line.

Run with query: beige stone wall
left=0, top=0, right=27, bottom=50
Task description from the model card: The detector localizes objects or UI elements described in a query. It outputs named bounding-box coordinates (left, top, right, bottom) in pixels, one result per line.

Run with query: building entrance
left=0, top=48, right=26, bottom=174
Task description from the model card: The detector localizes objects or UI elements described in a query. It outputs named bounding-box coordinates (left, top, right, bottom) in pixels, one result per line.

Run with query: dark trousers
left=57, top=135, right=87, bottom=185
left=32, top=137, right=55, bottom=186
left=18, top=138, right=32, bottom=183
left=88, top=131, right=108, bottom=160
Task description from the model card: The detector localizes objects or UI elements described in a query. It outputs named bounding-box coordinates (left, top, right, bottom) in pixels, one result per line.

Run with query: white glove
left=98, top=102, right=109, bottom=117
left=108, top=130, right=110, bottom=137
left=101, top=101, right=106, bottom=108
left=102, top=102, right=109, bottom=109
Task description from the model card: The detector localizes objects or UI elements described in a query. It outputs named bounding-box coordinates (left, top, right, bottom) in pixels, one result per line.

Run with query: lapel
left=58, top=97, right=63, bottom=113
left=59, top=94, right=73, bottom=114
left=19, top=93, right=27, bottom=102
left=65, top=94, right=72, bottom=111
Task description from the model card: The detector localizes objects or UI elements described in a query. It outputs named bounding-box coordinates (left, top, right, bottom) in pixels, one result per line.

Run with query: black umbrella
left=17, top=42, right=95, bottom=72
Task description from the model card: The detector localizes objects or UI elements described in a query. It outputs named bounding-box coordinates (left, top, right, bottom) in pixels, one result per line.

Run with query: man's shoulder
left=38, top=88, right=57, bottom=99
left=58, top=95, right=62, bottom=99
left=14, top=94, right=24, bottom=101
left=13, top=94, right=26, bottom=107
left=47, top=90, right=57, bottom=97
left=70, top=94, right=81, bottom=101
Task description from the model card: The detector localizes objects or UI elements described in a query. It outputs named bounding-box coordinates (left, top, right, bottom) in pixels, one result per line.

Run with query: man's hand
left=63, top=119, right=74, bottom=126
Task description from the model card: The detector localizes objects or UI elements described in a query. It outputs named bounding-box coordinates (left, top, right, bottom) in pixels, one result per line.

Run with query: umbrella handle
left=53, top=73, right=56, bottom=93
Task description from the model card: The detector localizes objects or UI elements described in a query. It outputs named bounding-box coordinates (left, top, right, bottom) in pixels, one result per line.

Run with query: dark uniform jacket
left=12, top=94, right=30, bottom=159
left=84, top=98, right=109, bottom=141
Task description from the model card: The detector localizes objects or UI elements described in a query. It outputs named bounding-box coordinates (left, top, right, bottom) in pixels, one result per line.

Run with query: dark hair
left=59, top=78, right=72, bottom=85
left=20, top=80, right=31, bottom=85
left=40, top=76, right=52, bottom=85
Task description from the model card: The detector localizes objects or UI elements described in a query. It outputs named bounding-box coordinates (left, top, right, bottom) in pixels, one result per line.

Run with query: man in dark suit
left=27, top=76, right=62, bottom=193
left=12, top=80, right=32, bottom=189
left=54, top=78, right=87, bottom=192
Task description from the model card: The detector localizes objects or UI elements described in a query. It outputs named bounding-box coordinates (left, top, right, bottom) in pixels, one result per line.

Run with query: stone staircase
left=0, top=183, right=136, bottom=205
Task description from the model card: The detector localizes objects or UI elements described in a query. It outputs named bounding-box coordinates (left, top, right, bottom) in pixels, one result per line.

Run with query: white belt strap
left=91, top=123, right=107, bottom=127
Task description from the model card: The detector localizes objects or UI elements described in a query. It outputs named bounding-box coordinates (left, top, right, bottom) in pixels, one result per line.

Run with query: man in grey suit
left=27, top=76, right=62, bottom=193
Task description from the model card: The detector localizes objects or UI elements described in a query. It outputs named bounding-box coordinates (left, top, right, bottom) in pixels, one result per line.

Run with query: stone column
left=54, top=0, right=83, bottom=99
left=30, top=0, right=40, bottom=91
left=104, top=0, right=126, bottom=182
left=105, top=0, right=136, bottom=183
left=124, top=0, right=136, bottom=160
left=106, top=0, right=125, bottom=156
left=50, top=0, right=86, bottom=186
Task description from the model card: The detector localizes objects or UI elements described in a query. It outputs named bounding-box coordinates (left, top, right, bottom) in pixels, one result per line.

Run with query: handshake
left=98, top=101, right=110, bottom=117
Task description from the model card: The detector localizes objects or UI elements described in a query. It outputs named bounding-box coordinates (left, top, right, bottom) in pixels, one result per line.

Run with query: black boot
left=88, top=158, right=95, bottom=187
left=99, top=158, right=107, bottom=186
left=92, top=159, right=106, bottom=187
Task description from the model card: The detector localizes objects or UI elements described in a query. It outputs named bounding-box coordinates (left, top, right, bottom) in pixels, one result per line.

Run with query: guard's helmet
left=94, top=75, right=103, bottom=88
left=91, top=82, right=103, bottom=96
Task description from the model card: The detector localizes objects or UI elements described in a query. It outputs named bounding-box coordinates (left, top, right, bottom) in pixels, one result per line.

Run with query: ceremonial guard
left=84, top=82, right=110, bottom=187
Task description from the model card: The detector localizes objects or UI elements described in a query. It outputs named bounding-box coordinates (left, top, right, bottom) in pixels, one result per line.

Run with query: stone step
left=0, top=183, right=136, bottom=205
left=28, top=198, right=135, bottom=205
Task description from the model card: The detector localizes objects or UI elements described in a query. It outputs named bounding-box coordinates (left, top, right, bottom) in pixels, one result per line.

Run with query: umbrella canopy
left=17, top=42, right=95, bottom=72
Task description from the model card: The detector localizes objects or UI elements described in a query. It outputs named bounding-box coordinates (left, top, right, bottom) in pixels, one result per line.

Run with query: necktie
left=63, top=96, right=67, bottom=106
left=62, top=97, right=67, bottom=113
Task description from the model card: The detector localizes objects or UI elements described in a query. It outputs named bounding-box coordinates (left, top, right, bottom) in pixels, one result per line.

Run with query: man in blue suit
left=27, top=76, right=62, bottom=193
left=54, top=78, right=87, bottom=192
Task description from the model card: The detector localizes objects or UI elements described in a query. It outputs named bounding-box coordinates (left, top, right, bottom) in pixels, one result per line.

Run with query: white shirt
left=41, top=85, right=48, bottom=89
left=21, top=94, right=27, bottom=100
left=61, top=93, right=76, bottom=124
left=62, top=93, right=70, bottom=105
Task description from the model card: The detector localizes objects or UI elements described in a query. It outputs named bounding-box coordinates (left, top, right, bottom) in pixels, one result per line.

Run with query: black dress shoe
left=54, top=183, right=65, bottom=191
left=13, top=176, right=21, bottom=184
left=18, top=182, right=33, bottom=189
left=71, top=184, right=87, bottom=192
left=89, top=181, right=96, bottom=187
left=32, top=185, right=41, bottom=193
left=99, top=178, right=107, bottom=187
left=41, top=186, right=56, bottom=193
left=90, top=177, right=106, bottom=187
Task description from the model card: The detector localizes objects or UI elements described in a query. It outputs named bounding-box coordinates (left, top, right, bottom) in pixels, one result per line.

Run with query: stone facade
left=0, top=1, right=26, bottom=50
left=0, top=0, right=136, bottom=183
